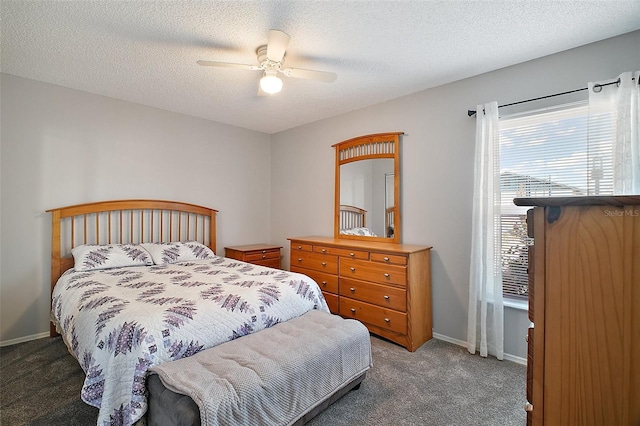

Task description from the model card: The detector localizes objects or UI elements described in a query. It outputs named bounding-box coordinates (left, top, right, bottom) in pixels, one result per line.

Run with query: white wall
left=271, top=30, right=640, bottom=360
left=0, top=74, right=272, bottom=343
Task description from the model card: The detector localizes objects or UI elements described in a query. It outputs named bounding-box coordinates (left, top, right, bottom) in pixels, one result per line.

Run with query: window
left=498, top=102, right=614, bottom=299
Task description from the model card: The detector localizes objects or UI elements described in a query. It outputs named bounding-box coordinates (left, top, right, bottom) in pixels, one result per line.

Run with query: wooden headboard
left=47, top=199, right=217, bottom=335
left=385, top=206, right=395, bottom=238
left=339, top=204, right=366, bottom=229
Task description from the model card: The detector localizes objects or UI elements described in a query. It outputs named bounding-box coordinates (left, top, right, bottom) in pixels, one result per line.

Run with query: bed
left=385, top=206, right=395, bottom=238
left=338, top=204, right=377, bottom=237
left=47, top=199, right=369, bottom=426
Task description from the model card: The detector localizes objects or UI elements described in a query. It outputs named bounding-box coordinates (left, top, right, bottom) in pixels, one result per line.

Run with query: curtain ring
left=592, top=84, right=602, bottom=93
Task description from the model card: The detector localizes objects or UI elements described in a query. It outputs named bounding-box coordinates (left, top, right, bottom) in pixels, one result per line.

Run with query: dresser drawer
left=322, top=292, right=339, bottom=314
left=253, top=258, right=280, bottom=269
left=370, top=252, right=407, bottom=265
left=340, top=259, right=407, bottom=286
left=339, top=298, right=407, bottom=335
left=313, top=245, right=369, bottom=260
left=290, top=251, right=338, bottom=274
left=526, top=326, right=534, bottom=403
left=291, top=242, right=313, bottom=252
left=243, top=248, right=280, bottom=262
left=291, top=267, right=339, bottom=294
left=340, top=277, right=406, bottom=311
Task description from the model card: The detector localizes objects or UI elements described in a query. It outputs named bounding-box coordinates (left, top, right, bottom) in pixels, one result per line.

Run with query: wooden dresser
left=288, top=236, right=432, bottom=352
left=515, top=196, right=640, bottom=426
left=224, top=244, right=282, bottom=269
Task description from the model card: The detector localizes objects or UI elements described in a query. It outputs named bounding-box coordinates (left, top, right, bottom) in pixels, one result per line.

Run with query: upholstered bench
left=147, top=310, right=372, bottom=426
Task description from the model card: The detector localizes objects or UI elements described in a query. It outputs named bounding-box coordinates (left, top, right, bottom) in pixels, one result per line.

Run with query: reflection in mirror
left=385, top=173, right=395, bottom=238
left=333, top=132, right=402, bottom=244
left=340, top=159, right=394, bottom=238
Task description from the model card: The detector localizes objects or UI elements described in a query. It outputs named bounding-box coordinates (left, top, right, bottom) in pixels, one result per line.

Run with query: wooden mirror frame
left=333, top=132, right=403, bottom=244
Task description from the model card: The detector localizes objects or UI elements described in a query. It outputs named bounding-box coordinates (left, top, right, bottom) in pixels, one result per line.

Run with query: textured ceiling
left=2, top=1, right=640, bottom=134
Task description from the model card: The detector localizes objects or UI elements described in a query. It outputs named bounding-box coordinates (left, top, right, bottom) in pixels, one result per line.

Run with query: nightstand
left=224, top=244, right=282, bottom=269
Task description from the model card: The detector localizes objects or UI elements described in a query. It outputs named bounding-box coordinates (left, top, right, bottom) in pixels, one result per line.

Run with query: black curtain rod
left=467, top=77, right=630, bottom=117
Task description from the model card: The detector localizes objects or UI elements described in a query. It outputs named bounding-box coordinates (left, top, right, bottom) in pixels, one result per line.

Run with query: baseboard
left=502, top=352, right=526, bottom=365
left=0, top=332, right=49, bottom=347
left=432, top=332, right=526, bottom=366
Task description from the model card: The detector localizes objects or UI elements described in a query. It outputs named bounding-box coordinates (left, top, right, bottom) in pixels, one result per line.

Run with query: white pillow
left=72, top=244, right=153, bottom=271
left=141, top=241, right=215, bottom=264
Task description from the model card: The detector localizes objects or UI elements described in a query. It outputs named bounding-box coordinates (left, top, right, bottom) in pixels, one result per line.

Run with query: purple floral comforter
left=51, top=256, right=328, bottom=426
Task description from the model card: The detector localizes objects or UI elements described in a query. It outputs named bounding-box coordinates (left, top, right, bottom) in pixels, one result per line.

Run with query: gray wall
left=270, top=30, right=640, bottom=361
left=0, top=74, right=272, bottom=343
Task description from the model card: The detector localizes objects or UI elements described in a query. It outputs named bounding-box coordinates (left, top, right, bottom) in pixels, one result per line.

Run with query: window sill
left=504, top=298, right=528, bottom=311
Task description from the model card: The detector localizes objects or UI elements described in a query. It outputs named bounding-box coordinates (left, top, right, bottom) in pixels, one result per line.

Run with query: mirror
left=333, top=132, right=402, bottom=244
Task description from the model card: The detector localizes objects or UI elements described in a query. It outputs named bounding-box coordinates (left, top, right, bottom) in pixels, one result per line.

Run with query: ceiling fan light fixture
left=197, top=30, right=336, bottom=95
left=260, top=72, right=283, bottom=94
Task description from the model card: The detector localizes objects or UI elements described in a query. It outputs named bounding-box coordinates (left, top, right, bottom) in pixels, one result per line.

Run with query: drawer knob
left=524, top=402, right=534, bottom=412
left=297, top=258, right=302, bottom=262
left=384, top=273, right=390, bottom=278
left=262, top=250, right=266, bottom=254
left=321, top=281, right=327, bottom=286
left=349, top=287, right=355, bottom=292
left=297, top=245, right=302, bottom=250
left=383, top=295, right=390, bottom=300
left=321, top=248, right=326, bottom=253
left=384, top=318, right=390, bottom=323
left=525, top=334, right=529, bottom=343
left=384, top=257, right=390, bottom=262
left=350, top=308, right=356, bottom=313
left=321, top=262, right=327, bottom=267
left=350, top=267, right=356, bottom=272
left=262, top=255, right=266, bottom=259
left=349, top=252, right=355, bottom=257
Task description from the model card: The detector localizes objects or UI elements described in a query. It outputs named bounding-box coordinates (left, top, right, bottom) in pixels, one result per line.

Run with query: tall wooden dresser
left=288, top=236, right=432, bottom=352
left=515, top=196, right=640, bottom=426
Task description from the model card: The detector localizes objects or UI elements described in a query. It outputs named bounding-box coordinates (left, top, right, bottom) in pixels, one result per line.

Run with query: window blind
left=498, top=101, right=615, bottom=300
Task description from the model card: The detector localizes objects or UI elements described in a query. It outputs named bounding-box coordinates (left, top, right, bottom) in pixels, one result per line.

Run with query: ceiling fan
left=197, top=30, right=337, bottom=95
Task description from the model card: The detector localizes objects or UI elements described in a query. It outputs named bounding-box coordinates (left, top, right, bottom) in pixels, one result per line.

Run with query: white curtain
left=467, top=102, right=504, bottom=360
left=588, top=71, right=640, bottom=194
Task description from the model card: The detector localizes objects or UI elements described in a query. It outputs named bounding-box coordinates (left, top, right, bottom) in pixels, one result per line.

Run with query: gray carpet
left=1, top=335, right=525, bottom=425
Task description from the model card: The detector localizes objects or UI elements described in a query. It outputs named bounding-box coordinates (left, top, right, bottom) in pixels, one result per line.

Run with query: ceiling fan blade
left=197, top=60, right=259, bottom=71
left=266, top=30, right=290, bottom=62
left=281, top=67, right=337, bottom=83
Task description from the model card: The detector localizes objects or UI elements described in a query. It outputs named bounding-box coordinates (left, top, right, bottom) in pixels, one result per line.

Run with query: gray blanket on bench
left=150, top=310, right=372, bottom=426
